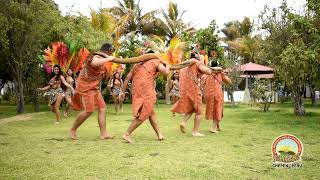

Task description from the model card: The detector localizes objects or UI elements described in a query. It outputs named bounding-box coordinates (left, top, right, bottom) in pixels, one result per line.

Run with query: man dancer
left=171, top=52, right=212, bottom=137
left=204, top=60, right=231, bottom=133
left=70, top=43, right=116, bottom=140
left=121, top=51, right=170, bottom=143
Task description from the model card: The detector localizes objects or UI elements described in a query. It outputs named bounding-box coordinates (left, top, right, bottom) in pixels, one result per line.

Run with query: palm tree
left=109, top=0, right=162, bottom=37
left=90, top=8, right=116, bottom=34
left=158, top=1, right=189, bottom=42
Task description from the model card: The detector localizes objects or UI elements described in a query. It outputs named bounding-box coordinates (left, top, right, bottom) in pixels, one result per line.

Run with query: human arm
left=222, top=72, right=232, bottom=84
left=121, top=67, right=134, bottom=97
left=196, top=62, right=212, bottom=75
left=60, top=76, right=75, bottom=93
left=37, top=85, right=50, bottom=91
left=90, top=55, right=116, bottom=67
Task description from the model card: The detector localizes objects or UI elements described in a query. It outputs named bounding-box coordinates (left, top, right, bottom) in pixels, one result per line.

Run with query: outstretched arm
left=91, top=55, right=115, bottom=67
left=169, top=59, right=198, bottom=70
left=37, top=85, right=50, bottom=91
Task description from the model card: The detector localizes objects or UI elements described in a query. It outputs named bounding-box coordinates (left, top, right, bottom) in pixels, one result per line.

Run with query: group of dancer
left=38, top=43, right=232, bottom=143
left=37, top=67, right=76, bottom=123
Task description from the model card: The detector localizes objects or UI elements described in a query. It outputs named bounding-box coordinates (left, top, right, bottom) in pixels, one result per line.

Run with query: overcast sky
left=54, top=0, right=306, bottom=29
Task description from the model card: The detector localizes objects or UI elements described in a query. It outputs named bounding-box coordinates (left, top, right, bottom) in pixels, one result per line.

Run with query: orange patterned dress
left=73, top=53, right=107, bottom=112
left=204, top=73, right=227, bottom=121
left=131, top=59, right=160, bottom=121
left=171, top=62, right=203, bottom=115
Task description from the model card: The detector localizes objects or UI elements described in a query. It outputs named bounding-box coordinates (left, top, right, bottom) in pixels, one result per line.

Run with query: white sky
left=54, top=0, right=306, bottom=29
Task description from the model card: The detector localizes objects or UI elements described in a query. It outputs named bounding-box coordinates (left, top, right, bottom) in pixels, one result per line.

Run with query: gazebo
left=239, top=62, right=274, bottom=89
left=225, top=62, right=274, bottom=102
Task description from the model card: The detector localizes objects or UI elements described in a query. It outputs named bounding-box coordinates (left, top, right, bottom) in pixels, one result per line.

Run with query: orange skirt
left=205, top=96, right=223, bottom=121
left=73, top=90, right=106, bottom=112
left=171, top=94, right=202, bottom=115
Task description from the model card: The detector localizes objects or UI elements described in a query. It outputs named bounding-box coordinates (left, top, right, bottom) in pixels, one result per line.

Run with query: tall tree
left=258, top=1, right=320, bottom=116
left=0, top=0, right=64, bottom=113
left=109, top=0, right=161, bottom=37
left=159, top=1, right=189, bottom=41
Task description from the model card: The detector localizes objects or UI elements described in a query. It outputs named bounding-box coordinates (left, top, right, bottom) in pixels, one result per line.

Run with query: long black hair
left=50, top=65, right=62, bottom=81
left=171, top=71, right=179, bottom=80
left=111, top=71, right=120, bottom=89
left=66, top=68, right=76, bottom=88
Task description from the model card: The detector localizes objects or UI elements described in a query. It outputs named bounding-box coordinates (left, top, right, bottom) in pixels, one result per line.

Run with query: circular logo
left=272, top=134, right=303, bottom=164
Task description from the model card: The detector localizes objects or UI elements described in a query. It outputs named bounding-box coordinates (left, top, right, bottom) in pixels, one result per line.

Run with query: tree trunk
left=228, top=90, right=235, bottom=106
left=310, top=86, right=316, bottom=106
left=293, top=88, right=305, bottom=116
left=15, top=69, right=25, bottom=114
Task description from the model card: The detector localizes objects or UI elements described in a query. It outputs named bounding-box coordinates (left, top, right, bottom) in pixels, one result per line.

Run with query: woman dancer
left=37, top=65, right=75, bottom=124
left=109, top=71, right=124, bottom=114
left=64, top=68, right=76, bottom=117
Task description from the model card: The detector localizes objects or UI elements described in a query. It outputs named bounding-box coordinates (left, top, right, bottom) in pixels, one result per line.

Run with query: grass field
left=0, top=102, right=319, bottom=179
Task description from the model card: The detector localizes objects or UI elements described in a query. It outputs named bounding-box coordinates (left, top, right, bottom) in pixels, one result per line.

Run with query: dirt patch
left=0, top=112, right=45, bottom=125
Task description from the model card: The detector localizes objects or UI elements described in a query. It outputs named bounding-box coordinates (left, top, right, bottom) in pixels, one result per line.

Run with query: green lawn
left=0, top=103, right=319, bottom=179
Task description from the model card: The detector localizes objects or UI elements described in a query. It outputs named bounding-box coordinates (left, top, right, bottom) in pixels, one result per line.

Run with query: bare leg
left=192, top=114, right=204, bottom=136
left=180, top=113, right=192, bottom=133
left=97, top=108, right=114, bottom=139
left=69, top=111, right=93, bottom=139
left=119, top=96, right=124, bottom=113
left=64, top=96, right=73, bottom=117
left=122, top=117, right=144, bottom=143
left=53, top=95, right=64, bottom=124
left=210, top=120, right=219, bottom=133
left=217, top=121, right=221, bottom=131
left=148, top=113, right=164, bottom=140
left=112, top=94, right=118, bottom=114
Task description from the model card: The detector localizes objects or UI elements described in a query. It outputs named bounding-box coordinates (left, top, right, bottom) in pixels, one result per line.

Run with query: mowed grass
left=0, top=102, right=319, bottom=179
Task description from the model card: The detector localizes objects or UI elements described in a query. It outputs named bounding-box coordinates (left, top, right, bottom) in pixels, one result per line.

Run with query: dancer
left=63, top=68, right=76, bottom=117
left=109, top=71, right=124, bottom=114
left=121, top=51, right=170, bottom=143
left=37, top=65, right=75, bottom=124
left=204, top=60, right=231, bottom=133
left=171, top=52, right=212, bottom=137
left=69, top=43, right=116, bottom=140
left=169, top=71, right=180, bottom=103
left=69, top=43, right=158, bottom=140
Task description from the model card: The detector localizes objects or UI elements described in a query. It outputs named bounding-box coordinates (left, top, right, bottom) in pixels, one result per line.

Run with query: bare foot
left=99, top=134, right=115, bottom=140
left=158, top=134, right=165, bottom=141
left=192, top=132, right=205, bottom=137
left=179, top=122, right=186, bottom=133
left=69, top=129, right=77, bottom=140
left=217, top=124, right=221, bottom=131
left=209, top=129, right=219, bottom=133
left=55, top=121, right=60, bottom=125
left=64, top=111, right=68, bottom=118
left=122, top=134, right=133, bottom=143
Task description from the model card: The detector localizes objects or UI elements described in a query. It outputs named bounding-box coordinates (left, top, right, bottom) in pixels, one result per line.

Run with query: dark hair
left=50, top=65, right=62, bottom=81
left=67, top=68, right=76, bottom=88
left=172, top=71, right=179, bottom=80
left=100, top=43, right=114, bottom=52
left=190, top=52, right=197, bottom=59
left=112, top=72, right=120, bottom=90
left=210, top=60, right=218, bottom=67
